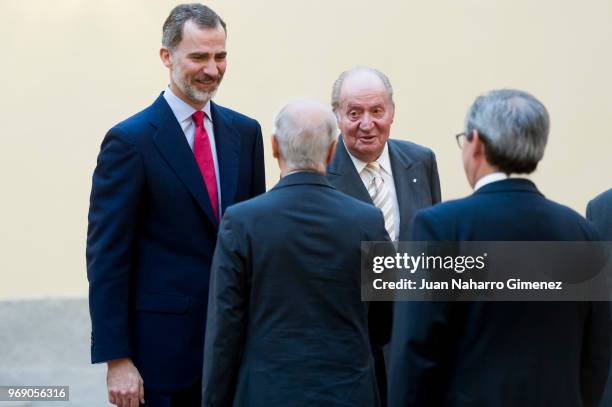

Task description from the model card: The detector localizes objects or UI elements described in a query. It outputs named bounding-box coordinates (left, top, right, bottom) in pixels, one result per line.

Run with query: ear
left=160, top=47, right=172, bottom=68
left=325, top=140, right=338, bottom=165
left=471, top=130, right=486, bottom=158
left=271, top=135, right=280, bottom=159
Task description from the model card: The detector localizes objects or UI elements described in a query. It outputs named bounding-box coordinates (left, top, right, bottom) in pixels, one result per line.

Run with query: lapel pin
left=413, top=178, right=417, bottom=183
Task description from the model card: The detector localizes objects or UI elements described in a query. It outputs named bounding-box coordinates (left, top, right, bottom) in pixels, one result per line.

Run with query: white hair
left=331, top=66, right=394, bottom=112
left=273, top=99, right=338, bottom=172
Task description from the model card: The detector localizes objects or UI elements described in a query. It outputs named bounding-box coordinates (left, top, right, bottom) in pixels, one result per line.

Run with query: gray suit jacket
left=587, top=188, right=612, bottom=240
left=327, top=137, right=442, bottom=240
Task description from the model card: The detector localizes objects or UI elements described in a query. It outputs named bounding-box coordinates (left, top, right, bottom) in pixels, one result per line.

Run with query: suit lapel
left=210, top=102, right=241, bottom=214
left=149, top=94, right=218, bottom=226
left=327, top=137, right=372, bottom=204
left=388, top=140, right=421, bottom=239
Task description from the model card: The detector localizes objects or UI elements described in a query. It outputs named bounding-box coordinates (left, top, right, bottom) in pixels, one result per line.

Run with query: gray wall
left=0, top=299, right=106, bottom=406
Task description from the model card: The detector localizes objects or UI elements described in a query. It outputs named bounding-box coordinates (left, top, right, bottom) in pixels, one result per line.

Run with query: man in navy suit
left=86, top=4, right=265, bottom=406
left=388, top=89, right=611, bottom=406
left=326, top=66, right=441, bottom=405
left=587, top=188, right=612, bottom=406
left=202, top=99, right=389, bottom=406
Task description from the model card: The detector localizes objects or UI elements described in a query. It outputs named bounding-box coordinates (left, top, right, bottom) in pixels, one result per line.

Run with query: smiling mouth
left=195, top=78, right=217, bottom=86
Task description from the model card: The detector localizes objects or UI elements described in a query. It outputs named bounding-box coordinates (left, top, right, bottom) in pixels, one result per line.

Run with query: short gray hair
left=162, top=4, right=226, bottom=51
left=331, top=66, right=394, bottom=112
left=273, top=100, right=338, bottom=172
left=465, top=89, right=550, bottom=174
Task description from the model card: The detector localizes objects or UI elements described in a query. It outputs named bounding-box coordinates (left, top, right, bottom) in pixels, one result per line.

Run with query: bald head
left=272, top=99, right=338, bottom=174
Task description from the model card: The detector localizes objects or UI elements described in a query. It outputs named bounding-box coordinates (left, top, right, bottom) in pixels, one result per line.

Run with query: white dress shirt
left=347, top=143, right=401, bottom=240
left=163, top=86, right=222, bottom=208
left=474, top=172, right=508, bottom=191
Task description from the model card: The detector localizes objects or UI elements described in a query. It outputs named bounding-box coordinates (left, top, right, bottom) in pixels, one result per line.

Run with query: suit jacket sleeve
left=202, top=209, right=248, bottom=406
left=388, top=211, right=455, bottom=407
left=86, top=128, right=144, bottom=363
left=581, top=300, right=612, bottom=406
left=250, top=122, right=266, bottom=197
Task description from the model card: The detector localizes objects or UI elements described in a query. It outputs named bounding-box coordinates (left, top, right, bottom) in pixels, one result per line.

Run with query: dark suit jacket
left=327, top=137, right=441, bottom=405
left=86, top=93, right=265, bottom=392
left=587, top=188, right=612, bottom=240
left=389, top=179, right=611, bottom=407
left=202, top=172, right=389, bottom=407
left=586, top=188, right=612, bottom=407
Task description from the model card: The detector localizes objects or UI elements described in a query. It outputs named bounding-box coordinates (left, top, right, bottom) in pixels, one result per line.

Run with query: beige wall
left=2, top=0, right=611, bottom=298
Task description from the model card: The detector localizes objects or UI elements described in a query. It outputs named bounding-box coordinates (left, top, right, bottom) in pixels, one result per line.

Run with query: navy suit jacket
left=587, top=188, right=612, bottom=240
left=202, top=172, right=389, bottom=406
left=86, top=93, right=265, bottom=391
left=586, top=188, right=612, bottom=407
left=389, top=179, right=611, bottom=407
left=327, top=137, right=441, bottom=241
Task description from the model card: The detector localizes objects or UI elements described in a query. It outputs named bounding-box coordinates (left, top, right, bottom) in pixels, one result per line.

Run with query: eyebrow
left=187, top=51, right=227, bottom=58
left=346, top=104, right=384, bottom=110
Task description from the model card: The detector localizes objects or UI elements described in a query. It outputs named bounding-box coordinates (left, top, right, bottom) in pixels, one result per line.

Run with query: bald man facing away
left=202, top=100, right=390, bottom=406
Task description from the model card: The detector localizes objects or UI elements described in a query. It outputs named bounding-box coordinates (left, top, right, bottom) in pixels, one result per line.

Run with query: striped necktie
left=363, top=161, right=396, bottom=240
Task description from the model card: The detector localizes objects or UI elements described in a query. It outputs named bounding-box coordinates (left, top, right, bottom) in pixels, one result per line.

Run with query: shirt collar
left=474, top=172, right=508, bottom=191
left=346, top=142, right=392, bottom=176
left=163, top=85, right=212, bottom=123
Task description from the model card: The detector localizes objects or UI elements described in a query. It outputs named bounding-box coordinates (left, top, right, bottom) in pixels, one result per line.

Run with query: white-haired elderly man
left=326, top=67, right=442, bottom=405
left=388, top=89, right=611, bottom=407
left=202, top=99, right=390, bottom=406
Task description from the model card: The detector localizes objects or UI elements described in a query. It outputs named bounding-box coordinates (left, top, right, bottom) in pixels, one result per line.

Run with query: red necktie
left=192, top=111, right=219, bottom=222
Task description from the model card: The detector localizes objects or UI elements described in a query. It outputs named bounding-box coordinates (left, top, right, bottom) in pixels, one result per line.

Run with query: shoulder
left=545, top=197, right=587, bottom=219
left=540, top=196, right=600, bottom=239
left=417, top=189, right=598, bottom=240
left=222, top=189, right=282, bottom=228
left=410, top=194, right=482, bottom=239
left=335, top=188, right=383, bottom=217
left=224, top=193, right=267, bottom=217
left=106, top=102, right=158, bottom=145
left=388, top=138, right=436, bottom=162
left=588, top=188, right=612, bottom=212
left=416, top=195, right=474, bottom=222
left=329, top=188, right=388, bottom=237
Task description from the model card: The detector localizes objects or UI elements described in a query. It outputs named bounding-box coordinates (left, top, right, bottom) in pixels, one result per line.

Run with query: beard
left=172, top=64, right=223, bottom=105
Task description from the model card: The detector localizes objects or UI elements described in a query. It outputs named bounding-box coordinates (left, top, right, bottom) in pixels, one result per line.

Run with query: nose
left=203, top=60, right=219, bottom=77
left=359, top=113, right=374, bottom=131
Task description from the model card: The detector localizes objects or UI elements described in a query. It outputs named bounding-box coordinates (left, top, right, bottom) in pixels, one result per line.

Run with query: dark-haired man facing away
left=389, top=89, right=611, bottom=407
